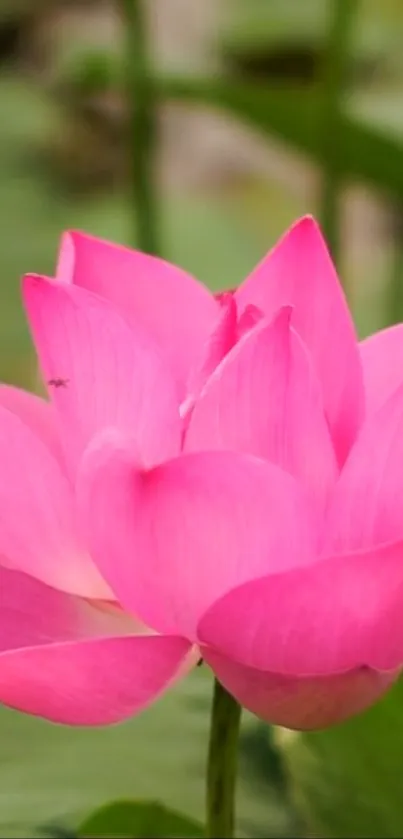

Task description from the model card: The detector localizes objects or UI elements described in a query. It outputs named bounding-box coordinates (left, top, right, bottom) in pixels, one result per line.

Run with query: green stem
left=320, top=0, right=360, bottom=265
left=206, top=679, right=242, bottom=838
left=122, top=0, right=160, bottom=254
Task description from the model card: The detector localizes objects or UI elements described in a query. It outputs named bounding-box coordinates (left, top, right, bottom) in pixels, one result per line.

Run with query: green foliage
left=67, top=50, right=119, bottom=96
left=38, top=825, right=78, bottom=839
left=0, top=0, right=36, bottom=23
left=283, top=678, right=403, bottom=838
left=53, top=45, right=123, bottom=96
left=78, top=800, right=203, bottom=838
left=220, top=0, right=394, bottom=62
left=0, top=650, right=296, bottom=838
left=159, top=76, right=403, bottom=202
left=318, top=0, right=360, bottom=262
left=0, top=74, right=269, bottom=391
left=54, top=41, right=403, bottom=203
left=55, top=43, right=403, bottom=207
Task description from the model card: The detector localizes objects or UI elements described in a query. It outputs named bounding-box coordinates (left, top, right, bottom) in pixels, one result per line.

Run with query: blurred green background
left=2, top=1, right=403, bottom=836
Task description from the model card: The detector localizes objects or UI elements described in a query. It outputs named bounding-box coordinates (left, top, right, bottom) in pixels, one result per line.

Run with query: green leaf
left=158, top=77, right=403, bottom=201
left=282, top=678, right=403, bottom=838
left=58, top=55, right=403, bottom=201
left=220, top=0, right=394, bottom=63
left=78, top=800, right=204, bottom=838
left=38, top=825, right=78, bottom=839
left=58, top=49, right=403, bottom=203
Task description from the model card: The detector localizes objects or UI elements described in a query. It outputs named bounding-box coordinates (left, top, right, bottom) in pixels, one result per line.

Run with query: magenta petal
left=185, top=308, right=338, bottom=508
left=23, top=274, right=181, bottom=472
left=235, top=217, right=365, bottom=465
left=203, top=651, right=397, bottom=730
left=0, top=402, right=108, bottom=598
left=360, top=324, right=403, bottom=416
left=184, top=292, right=238, bottom=415
left=57, top=230, right=218, bottom=397
left=324, top=381, right=403, bottom=551
left=0, top=566, right=192, bottom=725
left=198, top=540, right=403, bottom=675
left=79, top=435, right=318, bottom=638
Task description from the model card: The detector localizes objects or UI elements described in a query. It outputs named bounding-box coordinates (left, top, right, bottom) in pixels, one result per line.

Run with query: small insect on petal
left=48, top=378, right=69, bottom=388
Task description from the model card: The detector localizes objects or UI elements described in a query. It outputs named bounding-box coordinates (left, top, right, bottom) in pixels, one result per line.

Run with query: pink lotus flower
left=1, top=216, right=403, bottom=729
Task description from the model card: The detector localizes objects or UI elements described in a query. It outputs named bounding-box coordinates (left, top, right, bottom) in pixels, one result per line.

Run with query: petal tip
left=22, top=273, right=53, bottom=299
left=290, top=214, right=323, bottom=240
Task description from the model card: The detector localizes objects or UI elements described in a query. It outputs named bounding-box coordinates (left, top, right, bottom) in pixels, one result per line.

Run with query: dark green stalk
left=320, top=0, right=360, bottom=265
left=206, top=679, right=242, bottom=838
left=122, top=0, right=160, bottom=254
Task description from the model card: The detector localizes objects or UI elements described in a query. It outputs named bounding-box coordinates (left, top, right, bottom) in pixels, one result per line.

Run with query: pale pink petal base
left=0, top=566, right=192, bottom=725
left=204, top=650, right=398, bottom=730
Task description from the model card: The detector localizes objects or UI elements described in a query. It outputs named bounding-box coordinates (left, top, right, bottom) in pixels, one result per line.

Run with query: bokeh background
left=2, top=1, right=403, bottom=836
